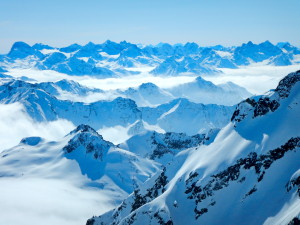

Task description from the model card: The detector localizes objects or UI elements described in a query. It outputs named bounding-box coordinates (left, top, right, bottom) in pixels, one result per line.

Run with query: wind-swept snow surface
left=0, top=125, right=160, bottom=225
left=89, top=70, right=300, bottom=225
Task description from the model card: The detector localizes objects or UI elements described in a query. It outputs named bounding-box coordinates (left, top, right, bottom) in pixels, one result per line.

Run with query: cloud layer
left=0, top=103, right=75, bottom=152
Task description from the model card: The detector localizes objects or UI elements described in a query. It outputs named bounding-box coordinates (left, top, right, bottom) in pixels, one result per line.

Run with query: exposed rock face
left=231, top=70, right=300, bottom=123
left=119, top=129, right=219, bottom=163
left=63, top=124, right=113, bottom=160
left=88, top=71, right=300, bottom=225
left=185, top=137, right=300, bottom=220
left=275, top=70, right=300, bottom=98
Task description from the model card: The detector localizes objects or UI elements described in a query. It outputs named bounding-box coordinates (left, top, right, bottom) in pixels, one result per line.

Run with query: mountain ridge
left=88, top=70, right=300, bottom=225
left=1, top=40, right=299, bottom=77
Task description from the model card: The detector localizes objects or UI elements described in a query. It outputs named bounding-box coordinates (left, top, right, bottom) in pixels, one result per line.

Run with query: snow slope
left=140, top=98, right=234, bottom=134
left=118, top=129, right=219, bottom=165
left=167, top=76, right=252, bottom=105
left=0, top=79, right=141, bottom=127
left=89, top=70, right=300, bottom=225
left=0, top=125, right=161, bottom=225
left=118, top=77, right=252, bottom=106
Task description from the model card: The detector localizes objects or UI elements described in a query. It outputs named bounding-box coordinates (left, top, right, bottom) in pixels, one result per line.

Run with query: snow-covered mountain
left=121, top=82, right=174, bottom=107
left=0, top=79, right=235, bottom=136
left=0, top=40, right=299, bottom=77
left=0, top=74, right=250, bottom=107
left=140, top=98, right=235, bottom=134
left=118, top=129, right=219, bottom=164
left=89, top=70, right=300, bottom=225
left=167, top=76, right=252, bottom=105
left=116, top=76, right=251, bottom=106
left=1, top=39, right=299, bottom=225
left=0, top=80, right=141, bottom=127
left=150, top=56, right=219, bottom=75
left=38, top=79, right=103, bottom=96
left=0, top=124, right=160, bottom=194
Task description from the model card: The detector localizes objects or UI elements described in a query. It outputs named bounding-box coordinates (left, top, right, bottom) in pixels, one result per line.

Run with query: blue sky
left=0, top=0, right=299, bottom=53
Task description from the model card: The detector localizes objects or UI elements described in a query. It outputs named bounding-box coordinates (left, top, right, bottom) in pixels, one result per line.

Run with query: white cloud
left=5, top=68, right=196, bottom=90
left=0, top=103, right=75, bottom=152
left=203, top=64, right=300, bottom=95
left=98, top=125, right=131, bottom=144
left=79, top=74, right=196, bottom=91
left=0, top=178, right=117, bottom=225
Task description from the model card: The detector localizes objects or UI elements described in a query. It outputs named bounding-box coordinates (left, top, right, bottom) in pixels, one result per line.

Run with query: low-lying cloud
left=0, top=103, right=75, bottom=152
left=0, top=177, right=117, bottom=225
left=203, top=64, right=300, bottom=95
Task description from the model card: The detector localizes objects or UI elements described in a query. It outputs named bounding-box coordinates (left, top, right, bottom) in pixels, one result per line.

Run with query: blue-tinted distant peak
left=245, top=41, right=254, bottom=46
left=103, top=40, right=118, bottom=45
left=155, top=42, right=171, bottom=48
left=184, top=42, right=199, bottom=52
left=84, top=41, right=97, bottom=47
left=120, top=40, right=130, bottom=45
left=209, top=44, right=227, bottom=51
left=32, top=43, right=54, bottom=50
left=259, top=40, right=274, bottom=47
left=59, top=43, right=82, bottom=53
left=10, top=41, right=31, bottom=50
left=276, top=42, right=291, bottom=48
left=139, top=82, right=159, bottom=90
left=80, top=42, right=101, bottom=51
left=8, top=41, right=44, bottom=59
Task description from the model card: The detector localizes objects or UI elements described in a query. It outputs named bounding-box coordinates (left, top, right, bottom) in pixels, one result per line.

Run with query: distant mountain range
left=0, top=40, right=299, bottom=77
left=0, top=78, right=235, bottom=136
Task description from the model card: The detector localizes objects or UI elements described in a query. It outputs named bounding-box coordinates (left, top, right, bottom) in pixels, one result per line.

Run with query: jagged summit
left=139, top=82, right=159, bottom=90
left=231, top=70, right=300, bottom=123
left=118, top=129, right=219, bottom=164
left=275, top=70, right=300, bottom=98
left=1, top=40, right=299, bottom=77
left=63, top=124, right=113, bottom=161
left=8, top=41, right=44, bottom=59
left=59, top=43, right=82, bottom=53
left=89, top=70, right=300, bottom=225
left=195, top=76, right=217, bottom=88
left=32, top=43, right=54, bottom=50
left=67, top=124, right=101, bottom=137
left=0, top=123, right=160, bottom=202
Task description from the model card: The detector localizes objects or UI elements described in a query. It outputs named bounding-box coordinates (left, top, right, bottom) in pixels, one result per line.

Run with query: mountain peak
left=32, top=43, right=54, bottom=50
left=64, top=124, right=113, bottom=159
left=59, top=43, right=82, bottom=53
left=195, top=76, right=216, bottom=87
left=276, top=42, right=291, bottom=48
left=275, top=70, right=300, bottom=98
left=139, top=82, right=159, bottom=90
left=103, top=40, right=115, bottom=45
left=10, top=41, right=31, bottom=49
left=231, top=70, right=300, bottom=123
left=259, top=40, right=275, bottom=48
left=246, top=41, right=254, bottom=46
left=68, top=124, right=99, bottom=136
left=8, top=41, right=44, bottom=59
